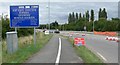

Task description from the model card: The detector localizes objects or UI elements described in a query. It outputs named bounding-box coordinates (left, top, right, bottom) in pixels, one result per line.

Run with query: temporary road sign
left=74, top=38, right=85, bottom=46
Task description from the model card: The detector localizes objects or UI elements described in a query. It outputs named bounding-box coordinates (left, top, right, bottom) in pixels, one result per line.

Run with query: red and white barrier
left=105, top=36, right=119, bottom=42
left=82, top=34, right=85, bottom=36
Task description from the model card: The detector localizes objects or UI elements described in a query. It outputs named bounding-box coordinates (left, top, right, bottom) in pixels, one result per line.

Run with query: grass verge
left=63, top=35, right=103, bottom=64
left=0, top=21, right=2, bottom=64
left=2, top=32, right=53, bottom=63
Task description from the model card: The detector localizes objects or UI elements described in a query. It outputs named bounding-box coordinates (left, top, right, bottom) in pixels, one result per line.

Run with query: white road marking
left=97, top=52, right=107, bottom=61
left=55, top=38, right=62, bottom=64
left=78, top=57, right=83, bottom=62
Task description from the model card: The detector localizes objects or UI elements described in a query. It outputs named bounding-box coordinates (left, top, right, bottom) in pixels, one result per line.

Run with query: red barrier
left=94, top=31, right=117, bottom=36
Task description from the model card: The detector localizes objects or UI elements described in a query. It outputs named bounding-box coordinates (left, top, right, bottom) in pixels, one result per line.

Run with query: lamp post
left=46, top=0, right=50, bottom=30
left=48, top=0, right=50, bottom=30
left=93, top=21, right=94, bottom=32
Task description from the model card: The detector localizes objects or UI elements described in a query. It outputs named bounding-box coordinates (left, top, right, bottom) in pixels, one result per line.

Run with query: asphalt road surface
left=61, top=31, right=118, bottom=63
left=25, top=34, right=82, bottom=63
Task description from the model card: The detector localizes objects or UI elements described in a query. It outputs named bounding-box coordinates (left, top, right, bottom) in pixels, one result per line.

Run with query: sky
left=0, top=0, right=119, bottom=2
left=0, top=1, right=119, bottom=24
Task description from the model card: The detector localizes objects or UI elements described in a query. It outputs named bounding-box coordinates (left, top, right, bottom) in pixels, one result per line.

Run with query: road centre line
left=55, top=38, right=62, bottom=64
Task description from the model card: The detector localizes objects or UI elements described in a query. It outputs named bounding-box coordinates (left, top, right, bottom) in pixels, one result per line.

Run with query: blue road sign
left=10, top=5, right=39, bottom=28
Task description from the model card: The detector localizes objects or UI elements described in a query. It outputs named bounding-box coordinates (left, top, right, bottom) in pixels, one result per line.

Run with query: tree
left=99, top=8, right=107, bottom=20
left=102, top=8, right=107, bottom=20
left=98, top=8, right=102, bottom=20
left=86, top=10, right=89, bottom=21
left=79, top=13, right=82, bottom=20
left=90, top=9, right=94, bottom=21
left=76, top=13, right=79, bottom=22
left=71, top=12, right=75, bottom=22
left=83, top=14, right=85, bottom=19
left=50, top=21, right=59, bottom=29
left=54, top=21, right=59, bottom=27
left=68, top=13, right=72, bottom=23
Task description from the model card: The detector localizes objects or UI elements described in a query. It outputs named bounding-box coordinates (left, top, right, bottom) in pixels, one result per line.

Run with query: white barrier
left=105, top=36, right=119, bottom=42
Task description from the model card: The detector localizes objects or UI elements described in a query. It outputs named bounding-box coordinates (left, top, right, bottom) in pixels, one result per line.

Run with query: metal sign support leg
left=15, top=28, right=17, bottom=32
left=34, top=27, right=36, bottom=47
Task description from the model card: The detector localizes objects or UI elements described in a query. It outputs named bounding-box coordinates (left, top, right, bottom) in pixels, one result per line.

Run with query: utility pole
left=48, top=0, right=50, bottom=30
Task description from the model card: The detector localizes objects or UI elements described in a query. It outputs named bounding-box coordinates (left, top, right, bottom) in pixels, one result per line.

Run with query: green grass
left=67, top=37, right=103, bottom=64
left=2, top=32, right=53, bottom=63
left=0, top=20, right=1, bottom=64
left=0, top=45, right=1, bottom=63
left=76, top=46, right=102, bottom=63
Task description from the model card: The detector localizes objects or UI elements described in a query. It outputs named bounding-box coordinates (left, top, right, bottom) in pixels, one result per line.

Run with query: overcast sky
left=0, top=0, right=119, bottom=2
left=0, top=2, right=119, bottom=24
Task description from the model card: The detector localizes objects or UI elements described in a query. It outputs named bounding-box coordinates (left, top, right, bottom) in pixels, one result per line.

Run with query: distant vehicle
left=43, top=30, right=46, bottom=32
left=54, top=29, right=60, bottom=33
left=49, top=30, right=54, bottom=33
left=43, top=29, right=47, bottom=32
left=45, top=30, right=49, bottom=35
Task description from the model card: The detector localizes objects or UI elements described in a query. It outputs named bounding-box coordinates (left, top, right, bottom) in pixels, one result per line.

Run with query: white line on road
left=55, top=38, right=62, bottom=64
left=97, top=52, right=107, bottom=61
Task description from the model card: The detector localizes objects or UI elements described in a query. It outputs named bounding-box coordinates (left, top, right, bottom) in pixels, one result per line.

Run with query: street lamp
left=48, top=0, right=50, bottom=30
left=93, top=21, right=94, bottom=32
left=46, top=0, right=50, bottom=30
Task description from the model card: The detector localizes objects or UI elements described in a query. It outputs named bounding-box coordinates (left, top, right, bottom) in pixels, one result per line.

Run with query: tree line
left=38, top=21, right=59, bottom=29
left=39, top=8, right=119, bottom=32
left=68, top=8, right=107, bottom=23
left=65, top=8, right=119, bottom=31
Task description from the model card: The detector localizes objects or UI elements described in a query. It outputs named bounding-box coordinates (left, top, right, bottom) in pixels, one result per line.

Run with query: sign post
left=15, top=28, right=17, bottom=32
left=84, top=26, right=86, bottom=35
left=84, top=26, right=86, bottom=31
left=9, top=5, right=39, bottom=53
left=34, top=27, right=36, bottom=47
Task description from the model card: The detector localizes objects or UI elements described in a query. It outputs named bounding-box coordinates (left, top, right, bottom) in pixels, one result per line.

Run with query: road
left=61, top=31, right=118, bottom=63
left=25, top=34, right=83, bottom=63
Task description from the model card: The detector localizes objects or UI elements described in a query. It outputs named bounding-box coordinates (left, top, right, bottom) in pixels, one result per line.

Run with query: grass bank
left=62, top=35, right=103, bottom=64
left=2, top=32, right=53, bottom=63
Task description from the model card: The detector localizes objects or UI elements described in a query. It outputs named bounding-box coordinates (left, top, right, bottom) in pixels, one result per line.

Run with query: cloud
left=0, top=2, right=118, bottom=24
left=49, top=2, right=118, bottom=23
